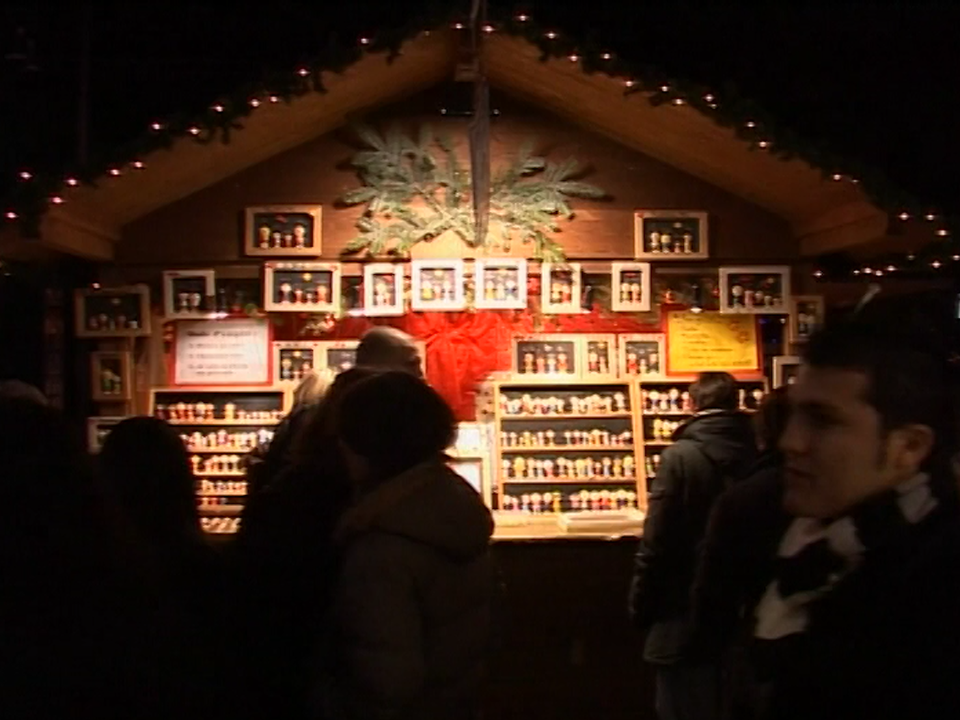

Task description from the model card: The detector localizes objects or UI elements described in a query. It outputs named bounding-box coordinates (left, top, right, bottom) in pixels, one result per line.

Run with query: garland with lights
left=2, top=2, right=956, bottom=279
left=339, top=124, right=605, bottom=260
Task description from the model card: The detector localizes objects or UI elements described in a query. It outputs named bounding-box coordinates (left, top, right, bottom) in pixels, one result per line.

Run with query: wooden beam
left=40, top=209, right=118, bottom=260
left=797, top=207, right=890, bottom=256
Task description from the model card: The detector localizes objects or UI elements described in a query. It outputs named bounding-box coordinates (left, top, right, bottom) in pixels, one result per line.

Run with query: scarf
left=754, top=472, right=943, bottom=641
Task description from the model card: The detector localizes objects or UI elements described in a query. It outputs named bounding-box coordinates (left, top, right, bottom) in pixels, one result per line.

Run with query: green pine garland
left=338, top=124, right=605, bottom=261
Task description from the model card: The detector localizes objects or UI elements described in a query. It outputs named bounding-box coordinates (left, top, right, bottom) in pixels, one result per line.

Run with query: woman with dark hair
left=0, top=398, right=165, bottom=719
left=320, top=371, right=495, bottom=720
left=99, top=417, right=228, bottom=718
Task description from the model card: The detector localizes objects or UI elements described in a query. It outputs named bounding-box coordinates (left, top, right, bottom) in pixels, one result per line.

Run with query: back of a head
left=338, top=371, right=456, bottom=481
left=802, top=312, right=959, bottom=464
left=691, top=371, right=739, bottom=412
left=355, top=326, right=423, bottom=377
left=753, top=386, right=791, bottom=452
left=0, top=380, right=47, bottom=406
left=293, top=368, right=335, bottom=409
left=98, top=417, right=198, bottom=539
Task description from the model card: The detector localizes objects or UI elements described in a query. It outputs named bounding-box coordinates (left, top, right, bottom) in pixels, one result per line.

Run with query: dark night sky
left=1, top=0, right=959, bottom=214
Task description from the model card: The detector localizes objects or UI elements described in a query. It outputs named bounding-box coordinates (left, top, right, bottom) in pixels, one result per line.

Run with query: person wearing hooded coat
left=629, top=372, right=757, bottom=720
left=319, top=371, right=495, bottom=720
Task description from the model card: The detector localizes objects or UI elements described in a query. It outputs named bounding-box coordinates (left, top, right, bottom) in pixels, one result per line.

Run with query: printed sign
left=174, top=318, right=270, bottom=385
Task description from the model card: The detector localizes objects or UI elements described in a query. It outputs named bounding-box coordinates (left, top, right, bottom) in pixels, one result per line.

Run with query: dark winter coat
left=629, top=409, right=756, bottom=664
left=688, top=452, right=788, bottom=659
left=322, top=460, right=495, bottom=720
left=756, top=499, right=960, bottom=720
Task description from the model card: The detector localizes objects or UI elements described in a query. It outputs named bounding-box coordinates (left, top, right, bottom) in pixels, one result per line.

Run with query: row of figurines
left=649, top=419, right=683, bottom=441
left=617, top=283, right=647, bottom=304
left=279, top=357, right=314, bottom=380
left=87, top=313, right=142, bottom=331
left=623, top=354, right=661, bottom=376
left=190, top=454, right=245, bottom=475
left=174, top=292, right=207, bottom=313
left=98, top=370, right=125, bottom=394
left=548, top=280, right=577, bottom=303
left=198, top=496, right=242, bottom=508
left=419, top=274, right=457, bottom=302
left=729, top=285, right=784, bottom=307
left=371, top=279, right=398, bottom=306
left=500, top=429, right=633, bottom=448
left=155, top=403, right=284, bottom=422
left=519, top=351, right=574, bottom=375
left=197, top=479, right=248, bottom=496
left=644, top=454, right=662, bottom=478
left=644, top=231, right=697, bottom=254
left=502, top=455, right=636, bottom=480
left=641, top=387, right=766, bottom=413
left=180, top=428, right=274, bottom=451
left=276, top=282, right=332, bottom=305
left=480, top=275, right=522, bottom=301
left=201, top=516, right=241, bottom=534
left=501, top=489, right=639, bottom=514
left=501, top=392, right=629, bottom=416
left=257, top=224, right=310, bottom=248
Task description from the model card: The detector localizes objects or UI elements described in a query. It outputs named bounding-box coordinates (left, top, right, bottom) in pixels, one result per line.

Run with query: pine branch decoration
left=339, top=123, right=606, bottom=260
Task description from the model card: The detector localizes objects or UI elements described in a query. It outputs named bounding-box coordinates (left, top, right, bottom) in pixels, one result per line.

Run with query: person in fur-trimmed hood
left=319, top=371, right=495, bottom=720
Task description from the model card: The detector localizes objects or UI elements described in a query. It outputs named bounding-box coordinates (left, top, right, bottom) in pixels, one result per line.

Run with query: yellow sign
left=666, top=311, right=760, bottom=375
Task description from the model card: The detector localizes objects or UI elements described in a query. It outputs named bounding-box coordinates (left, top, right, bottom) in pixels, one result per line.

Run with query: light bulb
left=212, top=104, right=224, bottom=112
left=758, top=140, right=770, bottom=148
left=745, top=120, right=756, bottom=128
left=453, top=22, right=464, bottom=30
left=886, top=265, right=896, bottom=272
left=898, top=212, right=910, bottom=221
left=18, top=171, right=32, bottom=180
left=545, top=31, right=558, bottom=39
left=704, top=93, right=715, bottom=102
left=269, top=95, right=280, bottom=103
left=831, top=173, right=842, bottom=181
left=65, top=177, right=79, bottom=186
left=108, top=168, right=121, bottom=176
left=4, top=211, right=17, bottom=220
left=932, top=261, right=942, bottom=269
left=601, top=52, right=613, bottom=60
left=569, top=54, right=579, bottom=62
left=925, top=213, right=936, bottom=221
left=672, top=98, right=684, bottom=105
left=150, top=122, right=163, bottom=131
left=482, top=24, right=494, bottom=33
left=132, top=160, right=144, bottom=169
left=624, top=79, right=635, bottom=88
left=188, top=127, right=201, bottom=135
left=50, top=196, right=64, bottom=204
left=516, top=14, right=529, bottom=21
left=813, top=270, right=824, bottom=278
left=937, top=228, right=949, bottom=237
left=249, top=98, right=261, bottom=107
left=660, top=84, right=670, bottom=93
left=359, top=37, right=371, bottom=45
left=297, top=68, right=309, bottom=77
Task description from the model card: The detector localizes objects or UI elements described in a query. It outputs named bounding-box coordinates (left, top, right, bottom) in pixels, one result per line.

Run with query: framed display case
left=474, top=259, right=527, bottom=310
left=511, top=334, right=582, bottom=381
left=788, top=295, right=825, bottom=344
left=634, top=210, right=709, bottom=260
left=264, top=262, right=341, bottom=313
left=86, top=416, right=127, bottom=453
left=637, top=376, right=768, bottom=485
left=773, top=355, right=802, bottom=388
left=315, top=339, right=428, bottom=376
left=619, top=334, right=666, bottom=379
left=582, top=334, right=618, bottom=379
left=75, top=284, right=151, bottom=337
left=653, top=267, right=721, bottom=311
left=363, top=263, right=405, bottom=316
left=541, top=263, right=582, bottom=314
left=150, top=387, right=290, bottom=535
left=448, top=421, right=493, bottom=505
left=91, top=350, right=133, bottom=402
left=611, top=263, right=653, bottom=312
left=271, top=341, right=321, bottom=385
left=492, top=380, right=645, bottom=539
left=410, top=259, right=466, bottom=311
left=163, top=270, right=216, bottom=319
left=244, top=205, right=322, bottom=257
left=719, top=266, right=791, bottom=314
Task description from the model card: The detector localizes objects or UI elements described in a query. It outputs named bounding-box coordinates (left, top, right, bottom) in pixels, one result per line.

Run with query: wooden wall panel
left=117, top=88, right=795, bottom=274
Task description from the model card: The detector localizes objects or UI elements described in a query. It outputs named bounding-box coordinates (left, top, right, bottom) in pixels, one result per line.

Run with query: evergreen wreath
left=339, top=124, right=606, bottom=261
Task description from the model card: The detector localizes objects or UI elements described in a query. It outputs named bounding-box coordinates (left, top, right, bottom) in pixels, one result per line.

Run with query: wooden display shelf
left=198, top=504, right=245, bottom=515
left=187, top=446, right=257, bottom=453
left=501, top=412, right=633, bottom=420
left=501, top=445, right=635, bottom=453
left=194, top=471, right=246, bottom=478
left=168, top=419, right=280, bottom=426
left=197, top=490, right=247, bottom=497
left=502, top=476, right=638, bottom=484
left=641, top=411, right=691, bottom=417
left=645, top=440, right=673, bottom=446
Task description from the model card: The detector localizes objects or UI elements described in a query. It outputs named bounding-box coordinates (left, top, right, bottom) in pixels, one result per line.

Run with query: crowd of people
left=2, top=294, right=960, bottom=720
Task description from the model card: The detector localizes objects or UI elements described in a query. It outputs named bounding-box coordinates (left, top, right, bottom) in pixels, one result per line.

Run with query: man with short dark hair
left=630, top=371, right=756, bottom=720
left=355, top=326, right=423, bottom=378
left=753, top=314, right=960, bottom=720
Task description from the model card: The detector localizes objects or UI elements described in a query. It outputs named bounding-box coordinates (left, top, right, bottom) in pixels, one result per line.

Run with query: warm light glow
left=758, top=140, right=770, bottom=148
left=863, top=267, right=873, bottom=274
left=18, top=171, right=32, bottom=180
left=297, top=68, right=309, bottom=77
left=831, top=173, right=842, bottom=181
left=92, top=283, right=101, bottom=289
left=150, top=122, right=163, bottom=131
left=50, top=196, right=64, bottom=204
left=212, top=104, right=224, bottom=112
left=545, top=31, right=558, bottom=39
left=249, top=98, right=261, bottom=107
left=569, top=54, right=580, bottom=62
left=853, top=270, right=861, bottom=275
left=813, top=270, right=824, bottom=278
left=4, top=211, right=17, bottom=220
left=937, top=228, right=949, bottom=236
left=925, top=213, right=936, bottom=221
left=601, top=52, right=613, bottom=60
left=65, top=177, right=79, bottom=186
left=453, top=22, right=464, bottom=30
left=660, top=84, right=670, bottom=92
left=704, top=93, right=715, bottom=102
left=482, top=24, right=495, bottom=33
left=188, top=126, right=201, bottom=135
left=624, top=79, right=635, bottom=88
left=907, top=254, right=916, bottom=261
left=887, top=265, right=897, bottom=272
left=516, top=13, right=529, bottom=21
left=269, top=95, right=280, bottom=103
left=875, top=270, right=883, bottom=276
left=932, top=260, right=942, bottom=269
left=672, top=98, right=685, bottom=105
left=952, top=255, right=960, bottom=261
left=359, top=37, right=371, bottom=45
left=898, top=212, right=910, bottom=221
left=132, top=160, right=144, bottom=169
left=745, top=120, right=757, bottom=128
left=108, top=168, right=121, bottom=176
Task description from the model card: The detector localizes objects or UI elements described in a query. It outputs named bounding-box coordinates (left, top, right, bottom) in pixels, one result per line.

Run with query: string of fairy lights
left=2, top=7, right=955, bottom=279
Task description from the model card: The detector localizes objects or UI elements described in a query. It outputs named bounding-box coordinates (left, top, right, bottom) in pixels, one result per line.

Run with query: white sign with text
left=174, top=318, right=270, bottom=385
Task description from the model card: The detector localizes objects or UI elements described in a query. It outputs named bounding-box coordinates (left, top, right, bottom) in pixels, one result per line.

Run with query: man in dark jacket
left=630, top=371, right=756, bottom=720
left=752, top=310, right=960, bottom=720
